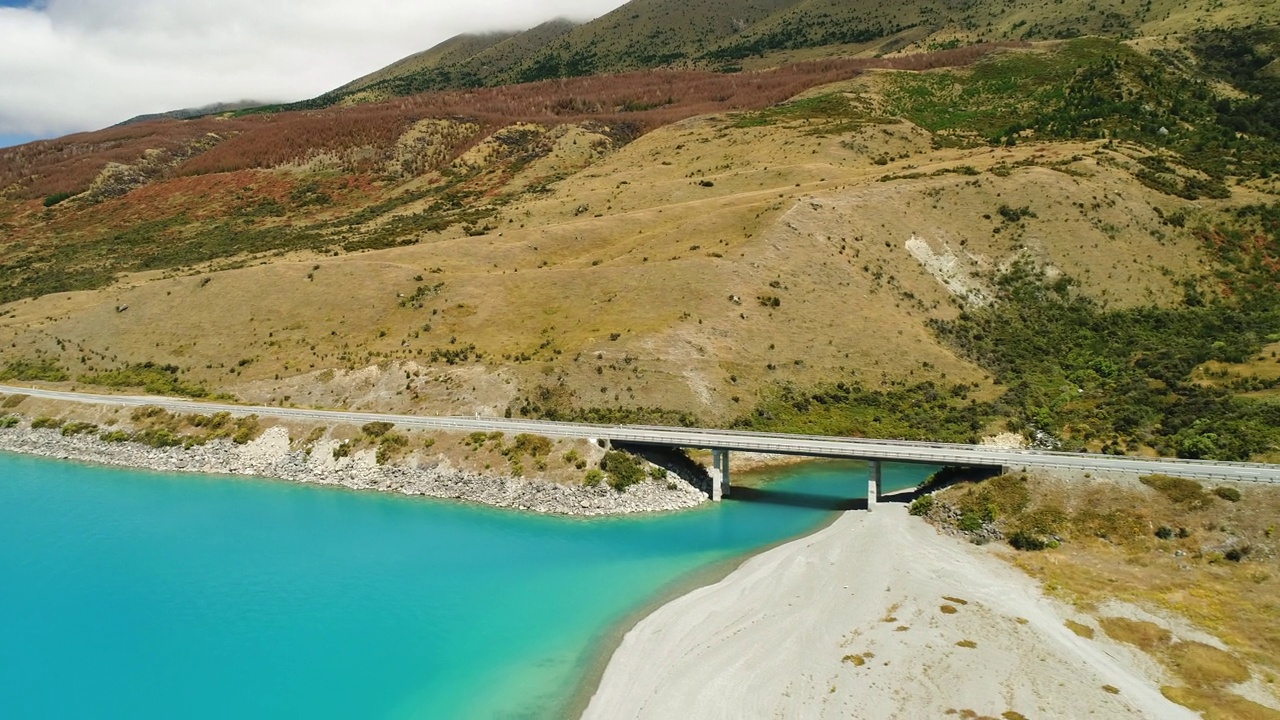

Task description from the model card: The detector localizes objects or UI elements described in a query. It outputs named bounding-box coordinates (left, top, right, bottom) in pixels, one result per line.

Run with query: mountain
left=0, top=7, right=1278, bottom=468
left=302, top=20, right=580, bottom=107
left=304, top=0, right=1271, bottom=106
left=117, top=100, right=276, bottom=126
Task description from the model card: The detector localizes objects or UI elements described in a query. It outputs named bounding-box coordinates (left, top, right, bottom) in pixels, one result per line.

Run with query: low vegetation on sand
left=915, top=471, right=1280, bottom=716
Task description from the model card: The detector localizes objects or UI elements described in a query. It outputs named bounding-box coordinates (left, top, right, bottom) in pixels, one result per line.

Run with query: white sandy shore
left=585, top=503, right=1197, bottom=720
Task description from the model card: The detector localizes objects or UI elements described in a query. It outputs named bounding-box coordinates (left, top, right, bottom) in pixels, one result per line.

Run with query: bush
left=958, top=512, right=985, bottom=533
left=361, top=421, right=394, bottom=437
left=30, top=416, right=63, bottom=429
left=511, top=433, right=552, bottom=458
left=1155, top=526, right=1176, bottom=540
left=0, top=359, right=68, bottom=382
left=648, top=466, right=668, bottom=481
left=79, top=362, right=207, bottom=398
left=600, top=450, right=646, bottom=491
left=1140, top=475, right=1214, bottom=509
left=60, top=422, right=98, bottom=436
left=584, top=468, right=604, bottom=486
left=1008, top=531, right=1051, bottom=551
left=376, top=433, right=408, bottom=464
left=231, top=416, right=261, bottom=444
left=908, top=494, right=935, bottom=516
left=99, top=430, right=130, bottom=443
left=0, top=415, right=18, bottom=429
left=1213, top=486, right=1242, bottom=502
left=333, top=440, right=353, bottom=459
left=43, top=191, right=74, bottom=207
left=132, top=428, right=181, bottom=448
left=1225, top=545, right=1253, bottom=562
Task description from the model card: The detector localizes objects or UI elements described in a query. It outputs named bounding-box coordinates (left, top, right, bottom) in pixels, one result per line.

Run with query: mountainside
left=2, top=19, right=1280, bottom=467
left=117, top=100, right=275, bottom=126
left=303, top=0, right=1277, bottom=107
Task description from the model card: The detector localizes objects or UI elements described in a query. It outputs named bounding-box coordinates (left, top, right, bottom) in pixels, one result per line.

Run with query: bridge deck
left=3, top=385, right=1278, bottom=485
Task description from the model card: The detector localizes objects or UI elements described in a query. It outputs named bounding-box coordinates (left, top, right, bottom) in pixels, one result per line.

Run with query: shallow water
left=0, top=452, right=932, bottom=719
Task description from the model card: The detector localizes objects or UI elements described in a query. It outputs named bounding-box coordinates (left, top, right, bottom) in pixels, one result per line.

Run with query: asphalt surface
left=3, top=384, right=1278, bottom=484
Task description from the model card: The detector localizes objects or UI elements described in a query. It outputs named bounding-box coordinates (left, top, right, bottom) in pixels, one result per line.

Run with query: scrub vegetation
left=2, top=16, right=1279, bottom=463
left=920, top=472, right=1280, bottom=718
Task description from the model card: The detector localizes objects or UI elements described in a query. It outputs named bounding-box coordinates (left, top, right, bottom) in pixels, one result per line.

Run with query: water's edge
left=0, top=423, right=705, bottom=515
left=1, top=427, right=915, bottom=718
left=564, top=505, right=847, bottom=718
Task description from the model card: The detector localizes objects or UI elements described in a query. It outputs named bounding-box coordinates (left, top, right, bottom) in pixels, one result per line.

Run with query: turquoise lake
left=0, top=452, right=932, bottom=719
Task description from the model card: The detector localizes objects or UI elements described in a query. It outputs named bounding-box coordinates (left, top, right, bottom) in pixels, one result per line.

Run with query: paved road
left=3, top=384, right=1278, bottom=484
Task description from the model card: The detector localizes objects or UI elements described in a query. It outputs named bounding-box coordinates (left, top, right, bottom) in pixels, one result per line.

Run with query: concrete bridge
left=4, top=385, right=1280, bottom=507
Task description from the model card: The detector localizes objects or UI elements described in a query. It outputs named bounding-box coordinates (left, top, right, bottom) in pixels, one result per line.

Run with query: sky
left=0, top=0, right=628, bottom=147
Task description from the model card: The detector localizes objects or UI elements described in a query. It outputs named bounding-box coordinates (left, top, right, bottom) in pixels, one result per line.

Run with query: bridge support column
left=867, top=461, right=882, bottom=511
left=710, top=449, right=731, bottom=501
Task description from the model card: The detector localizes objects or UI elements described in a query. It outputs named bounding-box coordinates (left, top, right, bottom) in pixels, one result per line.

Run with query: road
left=3, top=384, right=1278, bottom=484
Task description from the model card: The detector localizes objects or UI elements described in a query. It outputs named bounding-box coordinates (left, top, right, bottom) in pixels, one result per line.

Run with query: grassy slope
left=335, top=31, right=516, bottom=95
left=308, top=0, right=1278, bottom=107
left=922, top=472, right=1280, bottom=716
left=1, top=37, right=1278, bottom=456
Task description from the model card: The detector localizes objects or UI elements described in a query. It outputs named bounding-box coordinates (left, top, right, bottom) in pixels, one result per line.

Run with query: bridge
left=3, top=385, right=1279, bottom=506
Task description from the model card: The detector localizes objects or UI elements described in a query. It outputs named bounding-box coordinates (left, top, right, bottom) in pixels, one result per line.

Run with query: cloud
left=0, top=0, right=627, bottom=139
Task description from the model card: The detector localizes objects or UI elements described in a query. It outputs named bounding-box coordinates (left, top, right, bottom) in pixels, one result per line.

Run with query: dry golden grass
left=933, top=473, right=1280, bottom=715
left=1099, top=617, right=1171, bottom=653
left=1065, top=619, right=1095, bottom=639
left=0, top=67, right=1224, bottom=422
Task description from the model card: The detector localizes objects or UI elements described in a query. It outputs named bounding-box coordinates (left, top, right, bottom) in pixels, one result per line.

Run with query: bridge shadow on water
left=728, top=486, right=922, bottom=511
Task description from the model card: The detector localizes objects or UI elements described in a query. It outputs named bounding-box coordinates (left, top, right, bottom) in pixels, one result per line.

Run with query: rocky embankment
left=0, top=424, right=708, bottom=516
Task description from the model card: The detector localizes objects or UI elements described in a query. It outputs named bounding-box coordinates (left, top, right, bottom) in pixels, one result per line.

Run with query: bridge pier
left=867, top=461, right=882, bottom=511
left=710, top=449, right=731, bottom=501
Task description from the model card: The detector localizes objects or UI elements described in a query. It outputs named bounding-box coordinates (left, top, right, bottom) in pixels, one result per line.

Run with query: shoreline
left=0, top=422, right=706, bottom=516
left=563, top=498, right=848, bottom=718
left=583, top=503, right=1199, bottom=719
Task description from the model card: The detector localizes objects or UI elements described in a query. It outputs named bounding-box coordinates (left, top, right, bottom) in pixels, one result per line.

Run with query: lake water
left=0, top=452, right=932, bottom=719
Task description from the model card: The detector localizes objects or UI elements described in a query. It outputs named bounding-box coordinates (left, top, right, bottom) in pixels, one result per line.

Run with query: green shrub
left=958, top=512, right=985, bottom=533
left=1213, top=486, right=1242, bottom=502
left=648, top=466, right=668, bottom=481
left=43, top=191, right=74, bottom=207
left=333, top=440, right=353, bottom=459
left=30, top=416, right=63, bottom=429
left=79, top=362, right=207, bottom=398
left=511, top=433, right=553, bottom=458
left=1225, top=545, right=1252, bottom=562
left=231, top=416, right=262, bottom=444
left=0, top=415, right=18, bottom=429
left=954, top=474, right=1030, bottom=521
left=132, top=428, right=181, bottom=448
left=99, top=430, right=130, bottom=443
left=1140, top=475, right=1214, bottom=509
left=361, top=421, right=394, bottom=437
left=376, top=433, right=408, bottom=464
left=601, top=450, right=646, bottom=491
left=60, top=422, right=98, bottom=436
left=908, top=494, right=935, bottom=516
left=584, top=468, right=604, bottom=486
left=1008, top=531, right=1052, bottom=551
left=1155, top=526, right=1176, bottom=540
left=0, top=359, right=69, bottom=382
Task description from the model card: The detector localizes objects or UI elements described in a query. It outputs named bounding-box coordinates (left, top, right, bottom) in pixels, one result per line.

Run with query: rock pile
left=0, top=424, right=707, bottom=516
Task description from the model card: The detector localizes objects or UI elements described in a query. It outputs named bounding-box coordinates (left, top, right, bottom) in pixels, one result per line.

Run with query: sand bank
left=585, top=503, right=1196, bottom=719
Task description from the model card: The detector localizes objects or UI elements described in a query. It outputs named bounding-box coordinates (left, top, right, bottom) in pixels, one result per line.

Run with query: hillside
left=1, top=29, right=1279, bottom=461
left=302, top=0, right=1277, bottom=106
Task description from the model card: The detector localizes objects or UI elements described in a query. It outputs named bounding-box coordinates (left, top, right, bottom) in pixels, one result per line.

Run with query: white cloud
left=0, top=0, right=627, bottom=138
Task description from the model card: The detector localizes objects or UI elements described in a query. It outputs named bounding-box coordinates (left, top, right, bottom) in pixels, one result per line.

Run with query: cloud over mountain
left=0, top=0, right=626, bottom=140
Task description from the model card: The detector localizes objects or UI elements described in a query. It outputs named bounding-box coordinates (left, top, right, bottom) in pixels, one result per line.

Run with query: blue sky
left=0, top=0, right=626, bottom=146
left=0, top=133, right=40, bottom=148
